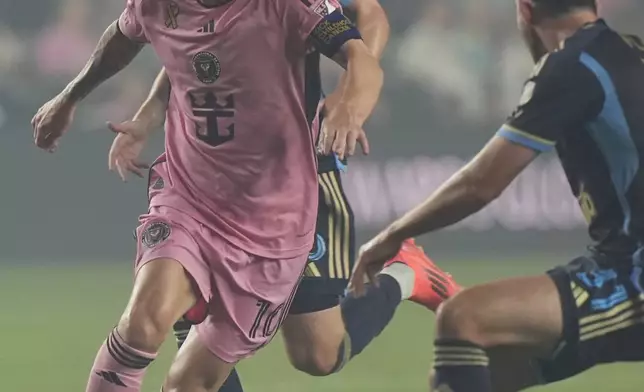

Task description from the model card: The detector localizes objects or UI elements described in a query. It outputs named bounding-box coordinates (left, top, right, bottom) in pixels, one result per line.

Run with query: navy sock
left=172, top=319, right=191, bottom=349
left=334, top=274, right=401, bottom=371
left=172, top=320, right=244, bottom=392
left=432, top=339, right=492, bottom=392
left=219, top=368, right=244, bottom=392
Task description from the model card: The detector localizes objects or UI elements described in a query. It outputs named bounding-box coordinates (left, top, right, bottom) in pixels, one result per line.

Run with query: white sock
left=380, top=262, right=415, bottom=301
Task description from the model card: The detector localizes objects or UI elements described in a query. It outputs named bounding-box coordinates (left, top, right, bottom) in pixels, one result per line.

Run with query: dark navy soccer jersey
left=497, top=19, right=644, bottom=256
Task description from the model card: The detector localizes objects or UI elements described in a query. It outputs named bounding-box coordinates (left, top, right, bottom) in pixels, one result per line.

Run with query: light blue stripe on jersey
left=496, top=125, right=555, bottom=153
left=579, top=52, right=639, bottom=235
left=334, top=154, right=347, bottom=172
left=339, top=0, right=354, bottom=6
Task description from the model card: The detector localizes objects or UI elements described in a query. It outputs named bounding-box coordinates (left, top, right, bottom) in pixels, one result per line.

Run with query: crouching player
left=352, top=0, right=644, bottom=390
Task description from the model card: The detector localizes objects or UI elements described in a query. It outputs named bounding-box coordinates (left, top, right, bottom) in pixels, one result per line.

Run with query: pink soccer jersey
left=119, top=0, right=360, bottom=258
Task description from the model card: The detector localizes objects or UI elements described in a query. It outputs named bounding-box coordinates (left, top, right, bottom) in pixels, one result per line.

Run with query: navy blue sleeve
left=498, top=52, right=604, bottom=153
left=308, top=9, right=362, bottom=58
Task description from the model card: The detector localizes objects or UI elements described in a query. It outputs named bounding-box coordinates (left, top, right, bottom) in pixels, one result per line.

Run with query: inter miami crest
left=192, top=51, right=221, bottom=84
left=142, top=222, right=171, bottom=248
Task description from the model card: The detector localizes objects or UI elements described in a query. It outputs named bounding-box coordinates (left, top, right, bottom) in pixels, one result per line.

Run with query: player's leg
left=173, top=320, right=245, bottom=392
left=282, top=246, right=457, bottom=375
left=173, top=319, right=191, bottom=349
left=431, top=255, right=644, bottom=392
left=85, top=214, right=208, bottom=392
left=163, top=328, right=236, bottom=392
left=487, top=347, right=541, bottom=392
left=281, top=170, right=460, bottom=376
left=429, top=346, right=541, bottom=392
left=86, top=259, right=194, bottom=392
left=163, top=233, right=307, bottom=392
left=430, top=274, right=562, bottom=392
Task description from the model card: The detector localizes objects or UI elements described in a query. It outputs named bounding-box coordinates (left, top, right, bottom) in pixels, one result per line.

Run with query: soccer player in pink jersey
left=105, top=2, right=461, bottom=392
left=31, top=0, right=384, bottom=390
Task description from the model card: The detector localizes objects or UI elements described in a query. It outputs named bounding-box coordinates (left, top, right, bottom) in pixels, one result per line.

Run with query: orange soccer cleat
left=385, top=239, right=461, bottom=311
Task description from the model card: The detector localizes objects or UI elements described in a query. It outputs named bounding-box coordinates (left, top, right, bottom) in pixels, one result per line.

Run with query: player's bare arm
left=111, top=67, right=171, bottom=137
left=388, top=136, right=537, bottom=239
left=108, top=68, right=171, bottom=182
left=132, top=67, right=171, bottom=129
left=64, top=21, right=144, bottom=104
left=324, top=0, right=389, bottom=129
left=31, top=21, right=144, bottom=151
left=320, top=38, right=383, bottom=159
left=281, top=0, right=382, bottom=159
left=348, top=0, right=389, bottom=58
left=350, top=136, right=538, bottom=294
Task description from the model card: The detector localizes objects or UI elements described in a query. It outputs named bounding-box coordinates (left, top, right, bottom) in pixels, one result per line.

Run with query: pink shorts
left=135, top=205, right=307, bottom=363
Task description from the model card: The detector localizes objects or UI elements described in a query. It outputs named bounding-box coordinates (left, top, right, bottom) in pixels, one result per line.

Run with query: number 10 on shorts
left=249, top=300, right=285, bottom=339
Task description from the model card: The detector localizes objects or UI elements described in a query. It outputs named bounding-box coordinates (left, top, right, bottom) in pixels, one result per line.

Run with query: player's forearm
left=385, top=167, right=496, bottom=242
left=132, top=68, right=170, bottom=132
left=336, top=49, right=383, bottom=126
left=63, top=21, right=144, bottom=104
left=325, top=1, right=387, bottom=114
left=326, top=1, right=388, bottom=110
left=350, top=0, right=389, bottom=59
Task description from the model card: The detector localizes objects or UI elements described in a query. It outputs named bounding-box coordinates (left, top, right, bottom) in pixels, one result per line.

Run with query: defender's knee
left=435, top=290, right=487, bottom=345
left=118, top=302, right=177, bottom=352
left=289, top=344, right=340, bottom=376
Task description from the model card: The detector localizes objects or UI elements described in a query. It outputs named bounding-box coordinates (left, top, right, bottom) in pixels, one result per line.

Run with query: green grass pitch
left=1, top=259, right=640, bottom=391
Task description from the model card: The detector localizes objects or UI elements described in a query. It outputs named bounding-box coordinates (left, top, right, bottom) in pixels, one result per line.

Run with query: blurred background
left=1, top=0, right=643, bottom=390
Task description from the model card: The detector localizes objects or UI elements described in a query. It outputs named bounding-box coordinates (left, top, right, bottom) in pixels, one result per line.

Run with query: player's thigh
left=437, top=274, right=562, bottom=355
left=164, top=329, right=236, bottom=392
left=119, top=212, right=209, bottom=348
left=535, top=255, right=644, bottom=384
left=123, top=258, right=195, bottom=328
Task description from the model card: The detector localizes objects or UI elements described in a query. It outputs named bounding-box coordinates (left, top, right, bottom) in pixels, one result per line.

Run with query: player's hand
left=349, top=230, right=404, bottom=297
left=107, top=120, right=150, bottom=182
left=319, top=103, right=370, bottom=160
left=31, top=94, right=76, bottom=152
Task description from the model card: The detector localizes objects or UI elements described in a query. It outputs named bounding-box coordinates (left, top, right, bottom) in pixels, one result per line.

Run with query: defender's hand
left=107, top=120, right=150, bottom=182
left=349, top=231, right=403, bottom=296
left=31, top=94, right=76, bottom=152
left=318, top=103, right=370, bottom=160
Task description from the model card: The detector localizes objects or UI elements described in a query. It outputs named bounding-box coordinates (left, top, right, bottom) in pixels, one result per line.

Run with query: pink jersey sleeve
left=118, top=0, right=149, bottom=43
left=274, top=0, right=323, bottom=43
